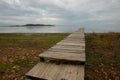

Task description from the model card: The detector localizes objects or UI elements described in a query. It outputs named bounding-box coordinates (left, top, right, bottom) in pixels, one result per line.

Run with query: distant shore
left=11, top=24, right=55, bottom=27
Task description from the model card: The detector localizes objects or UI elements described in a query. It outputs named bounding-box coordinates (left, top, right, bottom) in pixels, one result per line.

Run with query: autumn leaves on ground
left=0, top=33, right=68, bottom=80
left=0, top=33, right=120, bottom=80
left=85, top=33, right=120, bottom=80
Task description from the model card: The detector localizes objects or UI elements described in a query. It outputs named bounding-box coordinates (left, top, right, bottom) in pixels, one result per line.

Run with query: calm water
left=0, top=25, right=82, bottom=33
left=0, top=25, right=120, bottom=33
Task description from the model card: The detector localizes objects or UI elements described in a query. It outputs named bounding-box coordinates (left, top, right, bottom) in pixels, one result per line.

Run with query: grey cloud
left=0, top=0, right=120, bottom=32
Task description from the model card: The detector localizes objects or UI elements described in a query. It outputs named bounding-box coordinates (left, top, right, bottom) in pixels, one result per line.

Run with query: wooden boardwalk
left=26, top=28, right=86, bottom=80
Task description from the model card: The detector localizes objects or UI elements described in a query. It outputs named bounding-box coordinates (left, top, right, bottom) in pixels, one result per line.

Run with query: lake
left=0, top=25, right=119, bottom=33
left=0, top=25, right=83, bottom=33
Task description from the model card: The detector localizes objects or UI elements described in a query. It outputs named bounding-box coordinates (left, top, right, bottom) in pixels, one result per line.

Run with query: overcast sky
left=0, top=0, right=120, bottom=32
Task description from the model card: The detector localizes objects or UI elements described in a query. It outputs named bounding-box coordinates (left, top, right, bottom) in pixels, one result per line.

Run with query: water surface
left=0, top=25, right=119, bottom=33
left=0, top=25, right=81, bottom=33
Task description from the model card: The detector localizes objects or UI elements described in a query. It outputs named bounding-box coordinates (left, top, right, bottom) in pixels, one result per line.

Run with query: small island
left=11, top=24, right=55, bottom=27
left=23, top=24, right=55, bottom=26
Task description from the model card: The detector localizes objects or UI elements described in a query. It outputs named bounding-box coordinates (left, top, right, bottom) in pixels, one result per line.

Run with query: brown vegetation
left=85, top=33, right=120, bottom=80
left=0, top=33, right=68, bottom=80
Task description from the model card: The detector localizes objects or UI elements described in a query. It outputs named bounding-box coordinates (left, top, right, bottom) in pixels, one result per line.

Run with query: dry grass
left=0, top=33, right=68, bottom=80
left=85, top=33, right=120, bottom=80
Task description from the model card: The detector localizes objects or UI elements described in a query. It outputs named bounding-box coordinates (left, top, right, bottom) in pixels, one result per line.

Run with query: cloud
left=0, top=0, right=120, bottom=32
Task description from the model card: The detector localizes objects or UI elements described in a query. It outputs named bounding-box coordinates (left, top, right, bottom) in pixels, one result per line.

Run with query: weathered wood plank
left=52, top=64, right=65, bottom=80
left=26, top=62, right=46, bottom=77
left=48, top=48, right=85, bottom=54
left=39, top=51, right=85, bottom=62
left=69, top=35, right=84, bottom=38
left=26, top=62, right=84, bottom=80
left=38, top=63, right=54, bottom=80
left=77, top=65, right=85, bottom=80
left=51, top=44, right=85, bottom=49
left=57, top=41, right=85, bottom=46
left=60, top=40, right=85, bottom=44
left=67, top=34, right=84, bottom=38
left=51, top=46, right=85, bottom=51
left=65, top=37, right=85, bottom=41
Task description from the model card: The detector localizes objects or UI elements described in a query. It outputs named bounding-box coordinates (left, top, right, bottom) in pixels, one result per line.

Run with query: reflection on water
left=0, top=25, right=81, bottom=33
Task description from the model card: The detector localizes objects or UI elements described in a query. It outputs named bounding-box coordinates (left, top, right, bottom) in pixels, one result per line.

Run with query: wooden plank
left=51, top=46, right=85, bottom=51
left=60, top=40, right=85, bottom=43
left=77, top=65, right=85, bottom=80
left=72, top=32, right=84, bottom=34
left=26, top=62, right=46, bottom=77
left=38, top=63, right=55, bottom=80
left=41, top=50, right=85, bottom=55
left=55, top=43, right=85, bottom=47
left=64, top=37, right=85, bottom=41
left=64, top=36, right=85, bottom=39
left=39, top=51, right=85, bottom=62
left=68, top=34, right=84, bottom=38
left=61, top=38, right=85, bottom=42
left=46, top=64, right=60, bottom=80
left=51, top=44, right=85, bottom=49
left=48, top=48, right=85, bottom=54
left=60, top=64, right=71, bottom=80
left=65, top=36, right=85, bottom=39
left=73, top=31, right=84, bottom=34
left=52, top=64, right=65, bottom=80
left=26, top=62, right=84, bottom=80
left=57, top=41, right=85, bottom=46
left=68, top=33, right=84, bottom=36
left=69, top=65, right=78, bottom=80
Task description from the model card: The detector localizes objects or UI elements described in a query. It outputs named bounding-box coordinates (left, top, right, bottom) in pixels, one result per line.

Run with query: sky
left=0, top=0, right=120, bottom=32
